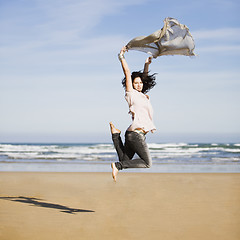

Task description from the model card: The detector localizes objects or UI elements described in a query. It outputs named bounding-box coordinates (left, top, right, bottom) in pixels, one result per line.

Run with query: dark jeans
left=112, top=131, right=152, bottom=170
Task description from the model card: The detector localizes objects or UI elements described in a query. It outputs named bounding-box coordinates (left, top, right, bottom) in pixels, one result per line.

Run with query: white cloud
left=192, top=28, right=240, bottom=40
left=157, top=71, right=240, bottom=86
left=0, top=0, right=148, bottom=73
left=0, top=0, right=147, bottom=69
left=1, top=0, right=148, bottom=45
left=197, top=45, right=240, bottom=54
left=191, top=28, right=240, bottom=55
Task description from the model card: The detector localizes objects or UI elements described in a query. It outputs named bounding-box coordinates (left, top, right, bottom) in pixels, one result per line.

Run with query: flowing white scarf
left=126, top=17, right=195, bottom=58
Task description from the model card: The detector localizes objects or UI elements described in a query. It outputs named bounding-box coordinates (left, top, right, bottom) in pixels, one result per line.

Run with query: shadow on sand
left=0, top=196, right=95, bottom=214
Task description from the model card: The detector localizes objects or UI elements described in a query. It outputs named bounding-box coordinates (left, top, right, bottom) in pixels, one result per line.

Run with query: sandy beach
left=0, top=172, right=239, bottom=240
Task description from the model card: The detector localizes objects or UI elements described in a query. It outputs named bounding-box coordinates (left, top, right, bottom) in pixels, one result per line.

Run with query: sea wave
left=0, top=143, right=239, bottom=165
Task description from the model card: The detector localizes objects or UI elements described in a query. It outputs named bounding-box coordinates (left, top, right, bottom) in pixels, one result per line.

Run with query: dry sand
left=0, top=172, right=240, bottom=240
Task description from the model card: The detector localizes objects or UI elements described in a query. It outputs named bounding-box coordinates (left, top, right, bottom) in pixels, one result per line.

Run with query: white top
left=125, top=89, right=156, bottom=133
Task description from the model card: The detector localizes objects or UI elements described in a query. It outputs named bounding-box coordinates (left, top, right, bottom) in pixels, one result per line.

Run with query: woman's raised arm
left=118, top=46, right=133, bottom=92
left=143, top=56, right=153, bottom=76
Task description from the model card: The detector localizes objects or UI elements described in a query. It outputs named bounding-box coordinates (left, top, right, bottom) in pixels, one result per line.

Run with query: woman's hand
left=121, top=46, right=127, bottom=53
left=145, top=56, right=153, bottom=65
left=143, top=56, right=153, bottom=74
left=118, top=46, right=128, bottom=61
left=120, top=46, right=127, bottom=55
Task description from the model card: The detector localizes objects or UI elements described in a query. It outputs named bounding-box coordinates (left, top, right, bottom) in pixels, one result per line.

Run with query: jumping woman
left=110, top=46, right=157, bottom=181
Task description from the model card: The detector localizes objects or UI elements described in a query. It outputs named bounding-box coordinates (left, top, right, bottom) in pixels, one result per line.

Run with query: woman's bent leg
left=121, top=131, right=152, bottom=169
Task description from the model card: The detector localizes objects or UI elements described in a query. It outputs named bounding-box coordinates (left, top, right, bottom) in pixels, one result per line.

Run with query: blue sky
left=0, top=0, right=239, bottom=143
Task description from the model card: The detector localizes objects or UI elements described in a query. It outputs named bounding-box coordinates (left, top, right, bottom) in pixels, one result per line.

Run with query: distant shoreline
left=1, top=163, right=240, bottom=173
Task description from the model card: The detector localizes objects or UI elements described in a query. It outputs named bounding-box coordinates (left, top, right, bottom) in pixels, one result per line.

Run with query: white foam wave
left=0, top=144, right=58, bottom=152
left=148, top=143, right=188, bottom=148
left=224, top=149, right=240, bottom=153
left=212, top=157, right=240, bottom=162
left=0, top=144, right=115, bottom=160
left=1, top=143, right=240, bottom=164
left=151, top=147, right=222, bottom=153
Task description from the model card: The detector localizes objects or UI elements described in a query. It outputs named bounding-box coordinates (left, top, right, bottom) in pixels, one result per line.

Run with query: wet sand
left=0, top=172, right=240, bottom=240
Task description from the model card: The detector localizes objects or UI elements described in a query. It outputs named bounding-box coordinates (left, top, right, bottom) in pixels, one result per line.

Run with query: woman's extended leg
left=110, top=123, right=134, bottom=181
left=111, top=132, right=136, bottom=181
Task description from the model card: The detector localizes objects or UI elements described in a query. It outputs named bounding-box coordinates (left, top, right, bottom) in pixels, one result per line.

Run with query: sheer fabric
left=126, top=17, right=195, bottom=58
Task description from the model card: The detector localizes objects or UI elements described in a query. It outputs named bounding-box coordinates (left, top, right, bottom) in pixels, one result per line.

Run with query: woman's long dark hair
left=122, top=71, right=157, bottom=94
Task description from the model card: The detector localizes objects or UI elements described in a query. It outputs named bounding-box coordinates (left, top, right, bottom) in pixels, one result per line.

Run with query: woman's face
left=133, top=77, right=143, bottom=92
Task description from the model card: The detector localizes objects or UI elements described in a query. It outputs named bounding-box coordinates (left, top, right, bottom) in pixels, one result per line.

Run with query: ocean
left=0, top=142, right=240, bottom=172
